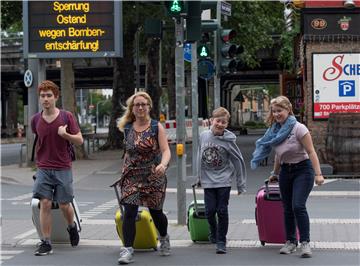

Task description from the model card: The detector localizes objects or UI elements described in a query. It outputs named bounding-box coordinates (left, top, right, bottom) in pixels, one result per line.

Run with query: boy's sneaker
left=67, top=223, right=79, bottom=246
left=159, top=234, right=171, bottom=256
left=118, top=247, right=134, bottom=264
left=300, top=241, right=312, bottom=258
left=279, top=241, right=297, bottom=254
left=34, top=240, right=53, bottom=256
left=216, top=242, right=227, bottom=254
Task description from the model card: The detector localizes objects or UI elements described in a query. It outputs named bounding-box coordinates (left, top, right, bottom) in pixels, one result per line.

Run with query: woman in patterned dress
left=116, top=91, right=171, bottom=264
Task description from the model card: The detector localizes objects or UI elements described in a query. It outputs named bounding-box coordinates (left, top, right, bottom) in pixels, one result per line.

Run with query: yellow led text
left=53, top=2, right=90, bottom=13
left=45, top=40, right=99, bottom=52
left=68, top=27, right=105, bottom=37
left=57, top=14, right=87, bottom=24
left=38, top=29, right=66, bottom=40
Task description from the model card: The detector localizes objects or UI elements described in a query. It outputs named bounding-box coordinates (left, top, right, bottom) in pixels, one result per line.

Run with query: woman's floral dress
left=119, top=123, right=167, bottom=210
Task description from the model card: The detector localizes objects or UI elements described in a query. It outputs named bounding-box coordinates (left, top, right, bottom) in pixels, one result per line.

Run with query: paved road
left=1, top=135, right=359, bottom=266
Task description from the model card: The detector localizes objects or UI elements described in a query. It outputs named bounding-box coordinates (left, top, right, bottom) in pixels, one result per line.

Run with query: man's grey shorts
left=33, top=168, right=74, bottom=203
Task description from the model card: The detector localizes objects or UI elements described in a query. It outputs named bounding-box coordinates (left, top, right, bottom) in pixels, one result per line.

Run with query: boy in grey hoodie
left=197, top=107, right=247, bottom=254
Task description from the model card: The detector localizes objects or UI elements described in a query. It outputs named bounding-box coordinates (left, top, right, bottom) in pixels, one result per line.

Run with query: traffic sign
left=24, top=69, right=33, bottom=88
left=184, top=43, right=192, bottom=62
left=221, top=1, right=232, bottom=16
left=198, top=59, right=215, bottom=80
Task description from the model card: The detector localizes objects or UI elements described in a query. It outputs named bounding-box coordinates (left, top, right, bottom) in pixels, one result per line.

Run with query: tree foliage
left=223, top=1, right=286, bottom=69
left=1, top=1, right=22, bottom=32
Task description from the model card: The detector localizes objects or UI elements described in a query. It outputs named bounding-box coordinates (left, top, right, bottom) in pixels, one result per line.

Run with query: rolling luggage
left=111, top=181, right=158, bottom=250
left=255, top=179, right=298, bottom=246
left=187, top=184, right=210, bottom=242
left=31, top=198, right=82, bottom=243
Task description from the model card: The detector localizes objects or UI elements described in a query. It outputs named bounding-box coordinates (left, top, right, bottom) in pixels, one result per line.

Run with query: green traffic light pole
left=191, top=41, right=199, bottom=178
left=214, top=1, right=221, bottom=109
left=174, top=17, right=187, bottom=226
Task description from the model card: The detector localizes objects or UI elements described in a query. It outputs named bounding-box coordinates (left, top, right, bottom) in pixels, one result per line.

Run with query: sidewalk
left=1, top=149, right=122, bottom=186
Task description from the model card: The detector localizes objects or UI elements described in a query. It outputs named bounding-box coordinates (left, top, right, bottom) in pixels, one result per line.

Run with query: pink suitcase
left=255, top=180, right=299, bottom=246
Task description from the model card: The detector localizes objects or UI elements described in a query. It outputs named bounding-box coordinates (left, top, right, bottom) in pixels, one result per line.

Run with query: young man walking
left=31, top=80, right=83, bottom=255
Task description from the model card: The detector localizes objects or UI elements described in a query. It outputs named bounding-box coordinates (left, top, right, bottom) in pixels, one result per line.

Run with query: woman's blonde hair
left=117, top=91, right=153, bottom=132
left=266, top=95, right=294, bottom=125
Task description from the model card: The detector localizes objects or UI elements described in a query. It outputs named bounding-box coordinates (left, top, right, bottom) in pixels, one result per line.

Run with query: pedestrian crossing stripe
left=0, top=250, right=24, bottom=264
left=18, top=239, right=360, bottom=250
left=241, top=218, right=360, bottom=224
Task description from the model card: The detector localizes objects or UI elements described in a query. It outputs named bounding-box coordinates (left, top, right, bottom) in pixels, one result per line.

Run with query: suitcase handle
left=110, top=181, right=124, bottom=216
left=264, top=179, right=282, bottom=201
left=191, top=183, right=200, bottom=216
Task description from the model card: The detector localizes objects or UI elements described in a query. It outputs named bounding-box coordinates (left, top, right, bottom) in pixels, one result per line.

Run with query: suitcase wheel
left=261, top=241, right=265, bottom=246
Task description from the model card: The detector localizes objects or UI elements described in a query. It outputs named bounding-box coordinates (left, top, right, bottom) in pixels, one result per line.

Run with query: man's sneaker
left=300, top=241, right=312, bottom=258
left=34, top=240, right=53, bottom=256
left=159, top=234, right=171, bottom=256
left=118, top=247, right=134, bottom=264
left=67, top=223, right=79, bottom=247
left=279, top=241, right=297, bottom=254
left=216, top=242, right=227, bottom=254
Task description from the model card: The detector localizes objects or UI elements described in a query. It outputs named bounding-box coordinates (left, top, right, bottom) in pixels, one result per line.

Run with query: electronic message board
left=23, top=1, right=122, bottom=58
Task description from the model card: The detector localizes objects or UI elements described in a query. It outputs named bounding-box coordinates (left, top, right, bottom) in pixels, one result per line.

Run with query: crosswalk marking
left=81, top=199, right=117, bottom=219
left=242, top=218, right=360, bottom=224
left=2, top=192, right=33, bottom=201
left=165, top=188, right=360, bottom=197
left=0, top=251, right=24, bottom=255
left=0, top=250, right=24, bottom=265
left=14, top=229, right=37, bottom=239
left=19, top=238, right=360, bottom=250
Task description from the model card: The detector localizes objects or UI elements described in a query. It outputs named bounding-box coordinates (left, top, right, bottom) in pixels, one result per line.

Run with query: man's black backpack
left=31, top=110, right=76, bottom=162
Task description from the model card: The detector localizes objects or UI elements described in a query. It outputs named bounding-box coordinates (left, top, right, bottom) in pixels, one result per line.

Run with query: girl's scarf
left=250, top=115, right=297, bottom=169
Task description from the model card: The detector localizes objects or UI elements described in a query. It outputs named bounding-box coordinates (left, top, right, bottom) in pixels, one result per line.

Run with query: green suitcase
left=187, top=184, right=210, bottom=242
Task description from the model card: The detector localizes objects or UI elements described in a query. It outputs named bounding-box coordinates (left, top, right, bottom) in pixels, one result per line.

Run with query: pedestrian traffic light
left=197, top=32, right=211, bottom=59
left=218, top=29, right=237, bottom=73
left=197, top=44, right=210, bottom=58
left=165, top=0, right=186, bottom=17
left=235, top=45, right=246, bottom=71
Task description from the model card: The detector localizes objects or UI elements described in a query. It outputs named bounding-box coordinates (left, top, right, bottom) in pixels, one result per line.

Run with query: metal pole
left=26, top=59, right=45, bottom=166
left=136, top=2, right=140, bottom=90
left=175, top=17, right=186, bottom=225
left=80, top=89, right=84, bottom=124
left=191, top=42, right=199, bottom=177
left=96, top=102, right=99, bottom=130
left=214, top=1, right=221, bottom=108
left=96, top=100, right=106, bottom=129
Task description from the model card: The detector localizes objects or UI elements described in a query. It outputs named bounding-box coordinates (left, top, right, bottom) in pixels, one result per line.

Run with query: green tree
left=1, top=1, right=22, bottom=32
left=223, top=1, right=286, bottom=69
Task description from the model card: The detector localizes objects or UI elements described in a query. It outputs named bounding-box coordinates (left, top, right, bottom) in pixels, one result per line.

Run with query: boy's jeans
left=279, top=159, right=314, bottom=243
left=204, top=187, right=231, bottom=243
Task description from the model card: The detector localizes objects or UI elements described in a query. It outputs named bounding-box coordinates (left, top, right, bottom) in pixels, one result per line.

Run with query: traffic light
left=218, top=29, right=237, bottom=73
left=165, top=0, right=186, bottom=17
left=197, top=32, right=211, bottom=59
left=197, top=44, right=210, bottom=58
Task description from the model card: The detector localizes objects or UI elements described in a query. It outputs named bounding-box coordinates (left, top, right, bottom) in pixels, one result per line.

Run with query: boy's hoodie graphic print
left=198, top=129, right=247, bottom=193
left=202, top=142, right=225, bottom=168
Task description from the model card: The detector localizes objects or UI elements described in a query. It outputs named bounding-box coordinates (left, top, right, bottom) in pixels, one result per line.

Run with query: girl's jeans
left=279, top=159, right=314, bottom=243
left=204, top=187, right=231, bottom=243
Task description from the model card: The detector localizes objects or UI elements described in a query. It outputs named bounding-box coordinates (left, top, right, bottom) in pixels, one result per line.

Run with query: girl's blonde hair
left=266, top=95, right=294, bottom=125
left=117, top=91, right=153, bottom=132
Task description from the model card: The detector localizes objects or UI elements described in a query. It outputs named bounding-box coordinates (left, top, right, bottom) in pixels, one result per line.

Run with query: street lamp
left=96, top=100, right=107, bottom=131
